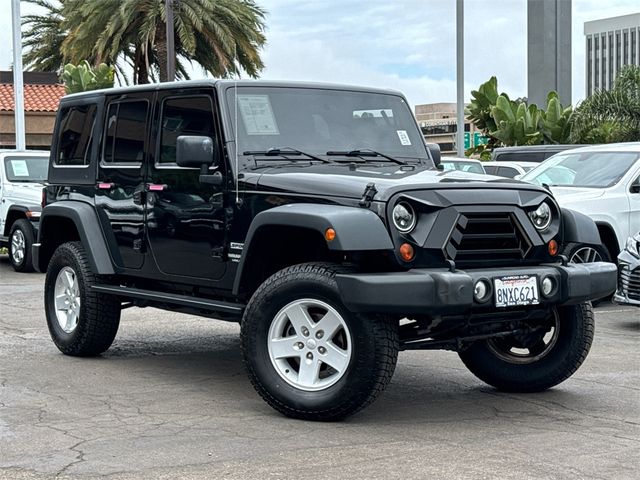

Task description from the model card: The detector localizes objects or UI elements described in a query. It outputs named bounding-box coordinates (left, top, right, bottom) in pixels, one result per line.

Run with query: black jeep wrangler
left=35, top=80, right=616, bottom=421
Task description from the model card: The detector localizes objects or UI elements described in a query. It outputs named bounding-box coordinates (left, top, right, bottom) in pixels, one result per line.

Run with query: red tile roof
left=0, top=83, right=66, bottom=112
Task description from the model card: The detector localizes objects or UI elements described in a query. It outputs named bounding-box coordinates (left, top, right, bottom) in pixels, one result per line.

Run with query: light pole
left=165, top=0, right=176, bottom=81
left=455, top=0, right=464, bottom=157
left=11, top=0, right=25, bottom=150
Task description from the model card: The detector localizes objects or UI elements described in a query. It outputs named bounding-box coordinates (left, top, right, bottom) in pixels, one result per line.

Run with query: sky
left=1, top=0, right=638, bottom=108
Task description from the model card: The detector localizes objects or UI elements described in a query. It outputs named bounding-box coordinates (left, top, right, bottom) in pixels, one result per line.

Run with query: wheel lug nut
left=296, top=342, right=304, bottom=349
left=316, top=330, right=324, bottom=339
left=318, top=346, right=326, bottom=354
left=301, top=327, right=309, bottom=337
left=306, top=352, right=313, bottom=360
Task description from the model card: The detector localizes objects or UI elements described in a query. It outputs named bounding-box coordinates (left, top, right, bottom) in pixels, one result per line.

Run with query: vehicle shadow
left=88, top=331, right=593, bottom=425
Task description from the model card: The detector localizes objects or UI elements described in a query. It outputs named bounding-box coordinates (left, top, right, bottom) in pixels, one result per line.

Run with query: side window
left=103, top=100, right=149, bottom=166
left=498, top=166, right=518, bottom=178
left=158, top=96, right=215, bottom=165
left=484, top=165, right=498, bottom=175
left=56, top=104, right=97, bottom=166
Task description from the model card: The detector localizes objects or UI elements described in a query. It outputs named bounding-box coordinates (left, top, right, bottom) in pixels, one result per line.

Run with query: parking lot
left=0, top=254, right=638, bottom=480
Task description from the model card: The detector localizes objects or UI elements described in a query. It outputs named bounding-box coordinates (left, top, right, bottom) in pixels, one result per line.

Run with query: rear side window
left=103, top=100, right=149, bottom=166
left=56, top=104, right=97, bottom=166
left=484, top=165, right=498, bottom=175
left=497, top=166, right=519, bottom=178
left=158, top=96, right=215, bottom=165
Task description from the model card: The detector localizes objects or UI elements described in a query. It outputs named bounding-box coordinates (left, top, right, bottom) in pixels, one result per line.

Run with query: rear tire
left=241, top=263, right=399, bottom=421
left=458, top=303, right=594, bottom=392
left=45, top=241, right=121, bottom=356
left=9, top=219, right=35, bottom=272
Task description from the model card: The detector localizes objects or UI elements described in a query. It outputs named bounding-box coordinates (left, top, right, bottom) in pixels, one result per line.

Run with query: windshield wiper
left=243, top=147, right=331, bottom=163
left=326, top=149, right=406, bottom=165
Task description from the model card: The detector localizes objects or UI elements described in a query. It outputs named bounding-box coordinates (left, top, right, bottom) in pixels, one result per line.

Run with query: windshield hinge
left=359, top=182, right=378, bottom=208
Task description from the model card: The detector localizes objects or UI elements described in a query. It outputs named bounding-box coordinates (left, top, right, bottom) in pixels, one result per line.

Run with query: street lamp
left=456, top=0, right=464, bottom=157
left=11, top=0, right=25, bottom=150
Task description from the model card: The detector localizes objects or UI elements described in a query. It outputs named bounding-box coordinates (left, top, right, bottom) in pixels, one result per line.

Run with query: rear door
left=95, top=93, right=153, bottom=270
left=145, top=90, right=227, bottom=280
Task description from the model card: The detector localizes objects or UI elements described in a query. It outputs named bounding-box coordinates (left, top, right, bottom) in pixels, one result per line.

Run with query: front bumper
left=613, top=250, right=640, bottom=307
left=336, top=262, right=617, bottom=314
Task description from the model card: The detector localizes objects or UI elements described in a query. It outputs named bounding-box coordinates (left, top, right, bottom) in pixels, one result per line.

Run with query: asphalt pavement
left=1, top=254, right=638, bottom=479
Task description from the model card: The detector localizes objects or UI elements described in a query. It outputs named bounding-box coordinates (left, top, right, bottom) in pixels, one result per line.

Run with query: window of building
left=632, top=29, right=637, bottom=65
left=595, top=35, right=600, bottom=89
left=158, top=96, right=215, bottom=165
left=603, top=34, right=608, bottom=88
left=56, top=104, right=97, bottom=166
left=102, top=100, right=149, bottom=166
left=624, top=30, right=629, bottom=65
left=587, top=36, right=593, bottom=95
left=616, top=31, right=621, bottom=71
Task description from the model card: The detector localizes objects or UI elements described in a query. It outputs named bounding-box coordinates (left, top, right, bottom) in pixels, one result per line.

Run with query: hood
left=244, top=163, right=546, bottom=202
left=549, top=186, right=605, bottom=205
left=3, top=182, right=44, bottom=207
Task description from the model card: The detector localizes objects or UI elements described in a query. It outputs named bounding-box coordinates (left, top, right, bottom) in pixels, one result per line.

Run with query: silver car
left=614, top=232, right=640, bottom=307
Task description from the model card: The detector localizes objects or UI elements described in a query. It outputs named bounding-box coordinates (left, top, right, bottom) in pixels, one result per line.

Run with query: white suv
left=521, top=143, right=640, bottom=263
left=0, top=150, right=49, bottom=271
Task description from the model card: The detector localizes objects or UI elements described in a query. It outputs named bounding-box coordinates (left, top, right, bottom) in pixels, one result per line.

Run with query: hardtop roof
left=61, top=79, right=405, bottom=101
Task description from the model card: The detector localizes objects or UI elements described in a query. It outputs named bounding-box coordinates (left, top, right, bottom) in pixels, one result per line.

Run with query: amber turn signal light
left=399, top=243, right=415, bottom=261
left=548, top=239, right=558, bottom=256
left=325, top=228, right=336, bottom=242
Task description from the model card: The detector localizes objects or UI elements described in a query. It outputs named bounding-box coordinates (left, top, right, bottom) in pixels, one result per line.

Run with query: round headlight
left=392, top=202, right=416, bottom=233
left=529, top=202, right=552, bottom=231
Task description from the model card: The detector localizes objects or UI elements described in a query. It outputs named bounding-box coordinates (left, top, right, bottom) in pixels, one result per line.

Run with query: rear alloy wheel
left=570, top=246, right=604, bottom=263
left=45, top=241, right=121, bottom=356
left=242, top=263, right=399, bottom=421
left=459, top=303, right=594, bottom=392
left=9, top=219, right=35, bottom=272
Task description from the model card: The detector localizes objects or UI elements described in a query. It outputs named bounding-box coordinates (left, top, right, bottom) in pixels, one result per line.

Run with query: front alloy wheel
left=268, top=298, right=352, bottom=391
left=53, top=266, right=81, bottom=334
left=242, top=263, right=399, bottom=421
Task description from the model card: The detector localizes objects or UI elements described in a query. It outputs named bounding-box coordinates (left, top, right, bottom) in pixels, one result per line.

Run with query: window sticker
left=10, top=160, right=30, bottom=176
left=237, top=95, right=279, bottom=135
left=396, top=130, right=412, bottom=146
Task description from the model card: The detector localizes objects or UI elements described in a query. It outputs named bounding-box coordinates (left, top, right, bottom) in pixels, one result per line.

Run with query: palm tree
left=22, top=0, right=67, bottom=73
left=570, top=65, right=640, bottom=143
left=23, top=0, right=267, bottom=84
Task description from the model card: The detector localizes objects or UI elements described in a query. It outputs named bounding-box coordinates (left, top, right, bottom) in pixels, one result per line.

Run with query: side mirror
left=176, top=135, right=217, bottom=168
left=631, top=177, right=640, bottom=194
left=425, top=143, right=441, bottom=168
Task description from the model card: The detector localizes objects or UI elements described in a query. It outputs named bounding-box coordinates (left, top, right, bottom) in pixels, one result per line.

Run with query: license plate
left=494, top=275, right=539, bottom=308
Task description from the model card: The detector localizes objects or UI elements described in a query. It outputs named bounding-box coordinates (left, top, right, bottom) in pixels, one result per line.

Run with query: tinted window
left=159, top=96, right=215, bottom=164
left=56, top=104, right=97, bottom=166
left=495, top=152, right=546, bottom=162
left=497, top=166, right=519, bottom=178
left=484, top=165, right=498, bottom=175
left=103, top=100, right=149, bottom=165
left=4, top=156, right=48, bottom=182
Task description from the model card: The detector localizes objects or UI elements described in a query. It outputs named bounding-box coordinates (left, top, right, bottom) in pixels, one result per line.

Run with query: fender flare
left=232, top=203, right=393, bottom=295
left=561, top=208, right=602, bottom=246
left=37, top=202, right=115, bottom=274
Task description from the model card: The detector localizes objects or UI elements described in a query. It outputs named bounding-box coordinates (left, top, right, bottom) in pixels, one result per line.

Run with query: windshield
left=441, top=160, right=485, bottom=174
left=521, top=151, right=639, bottom=188
left=3, top=156, right=48, bottom=183
left=225, top=86, right=429, bottom=163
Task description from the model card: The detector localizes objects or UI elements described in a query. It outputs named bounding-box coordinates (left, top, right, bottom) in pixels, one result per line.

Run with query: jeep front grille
left=619, top=264, right=640, bottom=301
left=445, top=212, right=531, bottom=264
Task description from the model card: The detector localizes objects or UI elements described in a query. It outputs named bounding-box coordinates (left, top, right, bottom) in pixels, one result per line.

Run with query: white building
left=584, top=13, right=640, bottom=96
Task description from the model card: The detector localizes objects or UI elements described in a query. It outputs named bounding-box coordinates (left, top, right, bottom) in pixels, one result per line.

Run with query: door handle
left=146, top=183, right=168, bottom=192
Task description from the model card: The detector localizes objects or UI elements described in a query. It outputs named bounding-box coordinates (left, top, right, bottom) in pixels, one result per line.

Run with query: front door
left=95, top=94, right=153, bottom=270
left=146, top=91, right=227, bottom=280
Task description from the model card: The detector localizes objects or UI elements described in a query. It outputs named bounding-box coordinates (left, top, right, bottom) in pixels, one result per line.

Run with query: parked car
left=614, top=232, right=640, bottom=307
left=35, top=80, right=615, bottom=421
left=0, top=150, right=49, bottom=271
left=483, top=161, right=538, bottom=178
left=521, top=143, right=640, bottom=263
left=492, top=145, right=587, bottom=163
left=440, top=157, right=486, bottom=174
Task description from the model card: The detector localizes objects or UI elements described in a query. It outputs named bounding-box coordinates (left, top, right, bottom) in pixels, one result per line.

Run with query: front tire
left=9, top=219, right=35, bottom=272
left=241, top=263, right=399, bottom=421
left=458, top=303, right=594, bottom=392
left=45, top=241, right=121, bottom=356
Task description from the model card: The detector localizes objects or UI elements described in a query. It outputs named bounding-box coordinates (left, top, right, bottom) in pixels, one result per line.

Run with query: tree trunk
left=134, top=45, right=149, bottom=84
left=156, top=23, right=168, bottom=83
